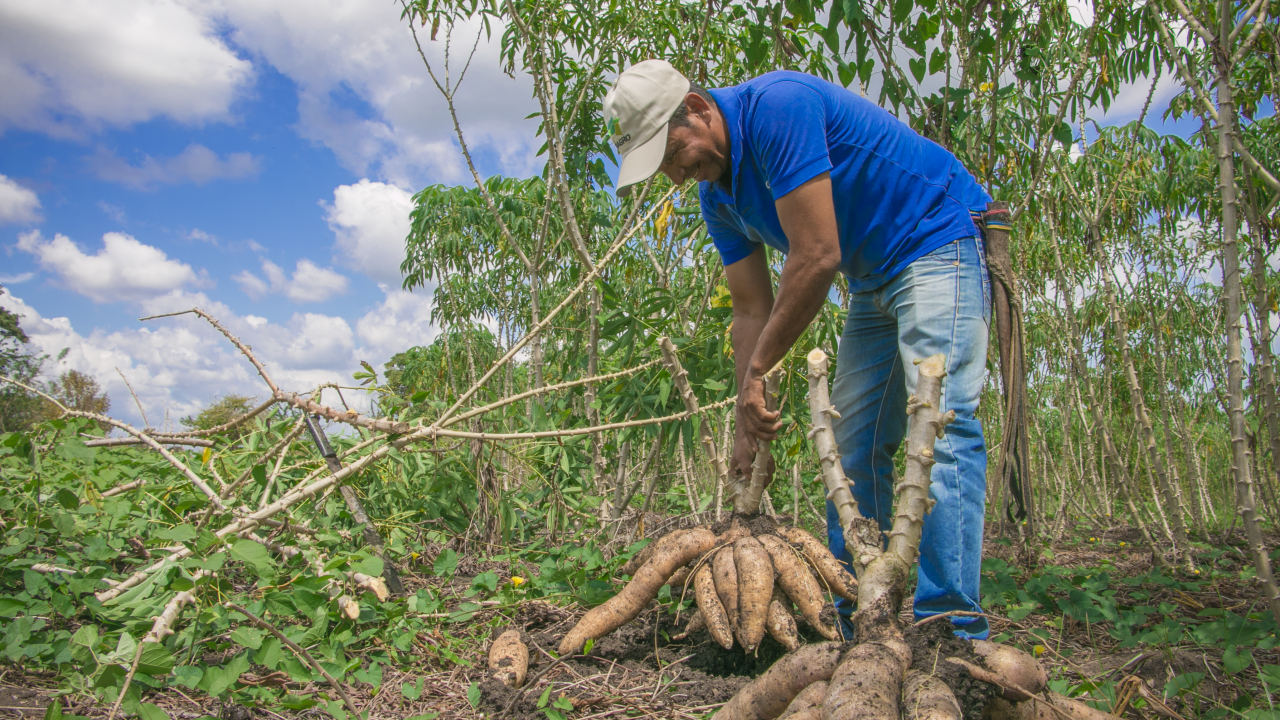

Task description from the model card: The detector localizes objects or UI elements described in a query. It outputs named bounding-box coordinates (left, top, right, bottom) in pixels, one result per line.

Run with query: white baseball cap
left=604, top=60, right=690, bottom=197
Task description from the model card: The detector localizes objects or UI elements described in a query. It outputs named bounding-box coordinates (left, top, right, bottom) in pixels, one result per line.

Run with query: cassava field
left=1, top=0, right=1278, bottom=719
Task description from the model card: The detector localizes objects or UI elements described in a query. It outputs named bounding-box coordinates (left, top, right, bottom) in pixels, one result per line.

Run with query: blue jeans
left=825, top=235, right=991, bottom=640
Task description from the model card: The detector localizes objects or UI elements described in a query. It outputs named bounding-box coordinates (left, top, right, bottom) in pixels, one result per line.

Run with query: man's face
left=657, top=94, right=729, bottom=186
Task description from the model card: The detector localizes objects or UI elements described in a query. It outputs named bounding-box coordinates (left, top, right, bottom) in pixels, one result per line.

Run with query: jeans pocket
left=916, top=240, right=959, bottom=265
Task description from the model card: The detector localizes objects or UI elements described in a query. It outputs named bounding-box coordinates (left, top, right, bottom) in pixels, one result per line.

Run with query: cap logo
left=613, top=133, right=632, bottom=150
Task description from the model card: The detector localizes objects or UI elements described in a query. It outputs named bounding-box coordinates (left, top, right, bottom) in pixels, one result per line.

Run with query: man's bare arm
left=724, top=244, right=774, bottom=475
left=738, top=172, right=841, bottom=440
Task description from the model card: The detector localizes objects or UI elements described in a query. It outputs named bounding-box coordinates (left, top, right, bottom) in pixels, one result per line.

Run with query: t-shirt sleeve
left=747, top=81, right=833, bottom=200
left=700, top=188, right=758, bottom=266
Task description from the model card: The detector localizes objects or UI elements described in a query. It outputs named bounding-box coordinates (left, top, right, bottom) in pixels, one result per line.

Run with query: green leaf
left=171, top=666, right=203, bottom=690
left=1052, top=121, right=1073, bottom=147
left=353, top=662, right=383, bottom=690
left=432, top=549, right=458, bottom=578
left=702, top=379, right=726, bottom=392
left=69, top=625, right=99, bottom=664
left=156, top=525, right=197, bottom=543
left=255, top=637, right=282, bottom=670
left=44, top=701, right=63, bottom=720
left=0, top=597, right=27, bottom=618
left=471, top=571, right=498, bottom=593
left=280, top=695, right=318, bottom=710
left=229, top=626, right=264, bottom=650
left=137, top=703, right=170, bottom=720
left=908, top=57, right=925, bottom=82
left=228, top=539, right=275, bottom=579
left=401, top=677, right=425, bottom=701
left=137, top=643, right=175, bottom=676
left=537, top=685, right=553, bottom=709
left=54, top=488, right=79, bottom=510
left=466, top=682, right=482, bottom=708
left=349, top=553, right=384, bottom=578
left=1224, top=645, right=1253, bottom=674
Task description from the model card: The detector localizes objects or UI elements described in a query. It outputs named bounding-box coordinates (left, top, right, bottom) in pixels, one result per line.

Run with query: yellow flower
left=411, top=552, right=420, bottom=560
left=1118, top=542, right=1126, bottom=547
left=979, top=81, right=992, bottom=92
left=1033, top=645, right=1046, bottom=657
left=201, top=447, right=212, bottom=465
left=511, top=576, right=526, bottom=587
left=1089, top=537, right=1096, bottom=542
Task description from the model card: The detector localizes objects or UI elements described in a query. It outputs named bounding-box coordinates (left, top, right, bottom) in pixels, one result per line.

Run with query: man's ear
left=685, top=91, right=713, bottom=121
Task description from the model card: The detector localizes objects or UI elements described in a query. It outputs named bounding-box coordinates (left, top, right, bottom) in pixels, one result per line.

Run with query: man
left=604, top=59, right=992, bottom=639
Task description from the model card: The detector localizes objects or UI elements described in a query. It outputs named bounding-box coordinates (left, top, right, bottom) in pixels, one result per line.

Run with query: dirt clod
left=905, top=621, right=997, bottom=720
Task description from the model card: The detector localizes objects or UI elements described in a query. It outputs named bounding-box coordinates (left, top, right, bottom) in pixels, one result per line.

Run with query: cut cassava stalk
left=886, top=354, right=955, bottom=564
left=659, top=336, right=732, bottom=502
left=805, top=349, right=880, bottom=575
left=84, top=437, right=214, bottom=448
left=738, top=368, right=781, bottom=514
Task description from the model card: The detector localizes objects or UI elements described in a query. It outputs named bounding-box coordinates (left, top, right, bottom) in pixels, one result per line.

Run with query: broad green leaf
left=229, top=626, right=264, bottom=650
left=137, top=643, right=175, bottom=676
left=137, top=703, right=170, bottom=720
left=432, top=549, right=458, bottom=578
left=156, top=525, right=197, bottom=543
left=349, top=553, right=383, bottom=578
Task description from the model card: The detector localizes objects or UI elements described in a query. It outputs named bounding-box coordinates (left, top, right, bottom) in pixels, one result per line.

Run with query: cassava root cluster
left=715, top=637, right=1115, bottom=720
left=558, top=516, right=856, bottom=657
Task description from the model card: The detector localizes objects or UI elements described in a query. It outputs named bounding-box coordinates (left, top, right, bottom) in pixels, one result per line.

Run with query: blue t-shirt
left=699, top=71, right=991, bottom=293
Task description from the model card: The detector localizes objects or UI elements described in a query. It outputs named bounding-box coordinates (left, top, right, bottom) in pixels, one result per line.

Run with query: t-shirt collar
left=704, top=86, right=743, bottom=204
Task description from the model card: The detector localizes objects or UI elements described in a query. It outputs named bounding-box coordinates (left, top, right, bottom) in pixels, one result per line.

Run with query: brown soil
left=904, top=621, right=996, bottom=720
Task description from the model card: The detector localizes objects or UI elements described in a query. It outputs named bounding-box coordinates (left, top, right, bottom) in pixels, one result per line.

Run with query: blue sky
left=0, top=0, right=1203, bottom=429
left=0, top=0, right=541, bottom=428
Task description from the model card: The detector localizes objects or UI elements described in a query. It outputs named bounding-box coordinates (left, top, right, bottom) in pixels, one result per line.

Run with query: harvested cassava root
left=559, top=340, right=858, bottom=656
left=559, top=515, right=849, bottom=656
left=487, top=630, right=528, bottom=688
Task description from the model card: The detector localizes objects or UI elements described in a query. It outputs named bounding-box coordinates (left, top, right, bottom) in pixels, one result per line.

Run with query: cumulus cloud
left=16, top=229, right=201, bottom=303
left=234, top=258, right=350, bottom=303
left=0, top=174, right=41, bottom=225
left=87, top=144, right=261, bottom=190
left=0, top=0, right=252, bottom=136
left=325, top=179, right=415, bottom=284
left=207, top=1, right=541, bottom=187
left=0, top=286, right=437, bottom=428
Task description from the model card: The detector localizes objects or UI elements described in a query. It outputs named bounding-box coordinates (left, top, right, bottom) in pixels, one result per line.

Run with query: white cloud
left=88, top=144, right=261, bottom=190
left=0, top=272, right=34, bottom=284
left=325, top=179, right=415, bottom=284
left=234, top=258, right=350, bottom=303
left=207, top=2, right=541, bottom=187
left=0, top=174, right=41, bottom=224
left=0, top=286, right=437, bottom=428
left=16, top=229, right=201, bottom=303
left=186, top=229, right=217, bottom=244
left=0, top=0, right=252, bottom=136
